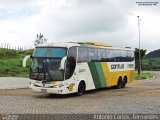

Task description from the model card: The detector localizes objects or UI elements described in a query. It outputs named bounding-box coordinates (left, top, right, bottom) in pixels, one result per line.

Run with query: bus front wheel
left=77, top=81, right=86, bottom=96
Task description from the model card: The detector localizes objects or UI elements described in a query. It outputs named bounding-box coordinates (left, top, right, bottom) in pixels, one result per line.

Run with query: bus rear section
left=76, top=46, right=134, bottom=91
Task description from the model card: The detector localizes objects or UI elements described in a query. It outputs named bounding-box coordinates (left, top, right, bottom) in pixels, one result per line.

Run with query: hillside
left=146, top=49, right=160, bottom=58
left=142, top=57, right=160, bottom=71
left=0, top=48, right=33, bottom=77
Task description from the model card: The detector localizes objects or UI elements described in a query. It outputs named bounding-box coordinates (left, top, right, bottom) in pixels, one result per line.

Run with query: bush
left=0, top=49, right=32, bottom=77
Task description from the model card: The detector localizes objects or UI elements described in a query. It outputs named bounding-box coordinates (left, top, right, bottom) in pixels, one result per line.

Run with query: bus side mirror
left=23, top=55, right=31, bottom=67
left=59, top=56, right=67, bottom=70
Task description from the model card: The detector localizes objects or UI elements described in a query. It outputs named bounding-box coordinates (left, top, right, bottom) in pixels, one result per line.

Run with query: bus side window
left=113, top=50, right=117, bottom=62
left=97, top=49, right=102, bottom=61
left=78, top=47, right=88, bottom=63
left=106, top=49, right=112, bottom=62
left=126, top=51, right=131, bottom=61
left=130, top=51, right=134, bottom=61
left=98, top=49, right=106, bottom=62
left=128, top=51, right=134, bottom=61
left=112, top=50, right=115, bottom=62
left=102, top=49, right=107, bottom=62
left=88, top=48, right=97, bottom=62
left=121, top=51, right=126, bottom=62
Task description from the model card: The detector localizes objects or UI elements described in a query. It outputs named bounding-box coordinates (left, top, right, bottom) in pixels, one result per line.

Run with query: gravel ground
left=0, top=72, right=160, bottom=119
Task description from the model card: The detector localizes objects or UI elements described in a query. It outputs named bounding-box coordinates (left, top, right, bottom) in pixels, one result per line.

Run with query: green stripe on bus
left=88, top=62, right=102, bottom=88
left=95, top=62, right=107, bottom=88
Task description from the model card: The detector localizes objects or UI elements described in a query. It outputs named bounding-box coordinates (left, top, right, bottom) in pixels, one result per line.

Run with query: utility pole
left=137, top=16, right=141, bottom=77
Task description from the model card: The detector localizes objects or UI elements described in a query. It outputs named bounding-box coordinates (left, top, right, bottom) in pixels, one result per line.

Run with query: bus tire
left=122, top=76, right=127, bottom=88
left=116, top=77, right=122, bottom=89
left=77, top=81, right=86, bottom=96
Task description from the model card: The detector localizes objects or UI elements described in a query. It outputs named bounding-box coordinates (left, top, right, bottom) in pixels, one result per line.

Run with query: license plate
left=41, top=89, right=47, bottom=93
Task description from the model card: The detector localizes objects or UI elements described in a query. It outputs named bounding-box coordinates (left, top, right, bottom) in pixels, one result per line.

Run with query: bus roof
left=36, top=42, right=134, bottom=51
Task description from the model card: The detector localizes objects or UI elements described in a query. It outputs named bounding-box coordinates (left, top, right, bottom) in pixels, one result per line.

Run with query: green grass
left=134, top=72, right=154, bottom=80
left=0, top=48, right=33, bottom=77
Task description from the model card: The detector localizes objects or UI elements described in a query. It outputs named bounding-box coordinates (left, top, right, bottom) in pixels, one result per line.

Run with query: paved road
left=0, top=77, right=29, bottom=89
left=0, top=72, right=160, bottom=119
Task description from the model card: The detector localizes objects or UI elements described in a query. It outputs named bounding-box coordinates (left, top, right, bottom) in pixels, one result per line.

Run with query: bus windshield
left=30, top=47, right=67, bottom=81
left=33, top=47, right=67, bottom=58
left=30, top=58, right=64, bottom=81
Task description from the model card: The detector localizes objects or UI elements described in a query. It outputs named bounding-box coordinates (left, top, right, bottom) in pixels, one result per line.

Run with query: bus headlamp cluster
left=52, top=84, right=64, bottom=88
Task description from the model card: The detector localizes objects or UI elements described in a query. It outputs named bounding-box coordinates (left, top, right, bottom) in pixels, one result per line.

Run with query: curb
left=0, top=87, right=29, bottom=90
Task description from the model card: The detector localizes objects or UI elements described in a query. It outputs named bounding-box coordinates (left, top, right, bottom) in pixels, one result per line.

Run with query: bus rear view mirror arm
left=59, top=56, right=67, bottom=70
left=23, top=55, right=31, bottom=67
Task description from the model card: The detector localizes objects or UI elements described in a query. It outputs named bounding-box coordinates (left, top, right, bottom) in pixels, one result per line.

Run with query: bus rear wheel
left=116, top=77, right=122, bottom=89
left=77, top=81, right=85, bottom=96
left=122, top=76, right=127, bottom=88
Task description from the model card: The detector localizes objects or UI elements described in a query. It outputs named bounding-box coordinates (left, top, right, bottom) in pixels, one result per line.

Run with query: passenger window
left=130, top=52, right=134, bottom=61
left=88, top=48, right=97, bottom=62
left=106, top=49, right=113, bottom=62
left=121, top=51, right=126, bottom=62
left=98, top=49, right=106, bottom=62
left=78, top=47, right=88, bottom=63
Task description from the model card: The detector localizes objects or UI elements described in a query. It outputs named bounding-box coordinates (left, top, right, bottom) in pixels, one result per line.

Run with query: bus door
left=65, top=47, right=78, bottom=92
left=76, top=47, right=90, bottom=88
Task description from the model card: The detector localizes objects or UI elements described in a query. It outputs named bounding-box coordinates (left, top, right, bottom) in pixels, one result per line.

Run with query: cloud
left=36, top=0, right=133, bottom=39
left=0, top=0, right=159, bottom=52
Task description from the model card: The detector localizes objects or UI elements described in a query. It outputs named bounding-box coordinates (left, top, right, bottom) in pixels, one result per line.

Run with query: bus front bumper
left=29, top=84, right=65, bottom=94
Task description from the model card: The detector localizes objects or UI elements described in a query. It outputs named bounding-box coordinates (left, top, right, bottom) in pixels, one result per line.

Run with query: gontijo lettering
left=111, top=64, right=124, bottom=69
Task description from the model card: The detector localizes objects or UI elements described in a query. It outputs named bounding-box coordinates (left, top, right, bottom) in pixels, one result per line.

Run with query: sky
left=0, top=0, right=159, bottom=52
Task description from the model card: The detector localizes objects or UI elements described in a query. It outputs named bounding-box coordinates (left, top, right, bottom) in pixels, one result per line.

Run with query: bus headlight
left=52, top=84, right=64, bottom=88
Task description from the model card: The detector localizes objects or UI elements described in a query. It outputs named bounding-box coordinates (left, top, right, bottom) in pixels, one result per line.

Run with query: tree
left=134, top=48, right=146, bottom=73
left=34, top=33, right=47, bottom=46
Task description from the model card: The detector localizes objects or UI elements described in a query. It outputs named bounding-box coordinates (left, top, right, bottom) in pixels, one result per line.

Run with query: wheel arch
left=76, top=80, right=86, bottom=95
left=78, top=80, right=86, bottom=89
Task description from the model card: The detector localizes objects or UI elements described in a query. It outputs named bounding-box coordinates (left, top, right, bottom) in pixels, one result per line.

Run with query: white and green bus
left=29, top=42, right=134, bottom=95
